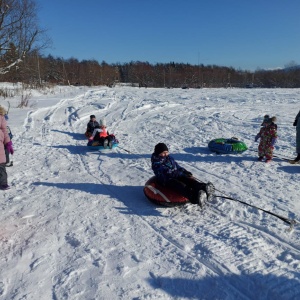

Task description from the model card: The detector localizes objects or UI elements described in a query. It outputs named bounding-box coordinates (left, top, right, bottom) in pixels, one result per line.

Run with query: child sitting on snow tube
left=85, top=115, right=100, bottom=138
left=88, top=118, right=116, bottom=148
left=151, top=143, right=215, bottom=208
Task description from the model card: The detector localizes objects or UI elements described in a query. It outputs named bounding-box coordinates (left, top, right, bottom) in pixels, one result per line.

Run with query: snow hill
left=0, top=85, right=300, bottom=300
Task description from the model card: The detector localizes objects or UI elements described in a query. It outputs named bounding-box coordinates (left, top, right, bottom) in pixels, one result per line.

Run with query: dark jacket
left=294, top=110, right=300, bottom=152
left=294, top=110, right=300, bottom=130
left=87, top=120, right=100, bottom=133
left=151, top=153, right=187, bottom=185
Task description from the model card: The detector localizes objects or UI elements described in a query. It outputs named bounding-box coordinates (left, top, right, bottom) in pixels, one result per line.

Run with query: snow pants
left=94, top=135, right=114, bottom=145
left=258, top=142, right=274, bottom=160
left=165, top=176, right=207, bottom=204
left=0, top=163, right=7, bottom=185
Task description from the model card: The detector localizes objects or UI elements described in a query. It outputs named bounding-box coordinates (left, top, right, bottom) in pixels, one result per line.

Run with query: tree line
left=0, top=1, right=299, bottom=89
left=1, top=54, right=300, bottom=88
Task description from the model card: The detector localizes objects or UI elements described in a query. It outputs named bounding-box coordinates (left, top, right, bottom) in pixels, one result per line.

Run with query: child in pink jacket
left=0, top=106, right=14, bottom=190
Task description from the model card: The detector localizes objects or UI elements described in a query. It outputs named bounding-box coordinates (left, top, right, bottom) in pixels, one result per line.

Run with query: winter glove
left=293, top=119, right=298, bottom=126
left=5, top=141, right=14, bottom=155
left=88, top=136, right=94, bottom=141
left=271, top=138, right=277, bottom=146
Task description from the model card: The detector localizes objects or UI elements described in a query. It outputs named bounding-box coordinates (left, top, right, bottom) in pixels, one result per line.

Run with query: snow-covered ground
left=0, top=85, right=299, bottom=300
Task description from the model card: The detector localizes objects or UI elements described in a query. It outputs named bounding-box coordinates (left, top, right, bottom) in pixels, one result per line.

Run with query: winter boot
left=0, top=184, right=10, bottom=190
left=108, top=140, right=113, bottom=149
left=258, top=156, right=263, bottom=161
left=205, top=182, right=215, bottom=201
left=197, top=190, right=207, bottom=209
left=103, top=139, right=108, bottom=149
left=290, top=153, right=300, bottom=164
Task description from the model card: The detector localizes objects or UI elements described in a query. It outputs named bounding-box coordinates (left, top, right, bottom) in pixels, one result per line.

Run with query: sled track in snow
left=143, top=204, right=300, bottom=299
left=61, top=88, right=300, bottom=292
left=9, top=87, right=299, bottom=299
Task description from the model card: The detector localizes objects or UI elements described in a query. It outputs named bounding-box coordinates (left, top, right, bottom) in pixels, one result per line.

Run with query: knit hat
left=154, top=143, right=169, bottom=155
left=99, top=118, right=107, bottom=126
left=90, top=115, right=96, bottom=119
left=261, top=114, right=270, bottom=126
left=0, top=105, right=7, bottom=115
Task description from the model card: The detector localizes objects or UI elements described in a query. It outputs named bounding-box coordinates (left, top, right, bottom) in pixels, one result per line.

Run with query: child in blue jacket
left=151, top=143, right=214, bottom=208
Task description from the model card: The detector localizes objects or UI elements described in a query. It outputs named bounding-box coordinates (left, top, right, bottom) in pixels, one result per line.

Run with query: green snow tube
left=208, top=138, right=248, bottom=154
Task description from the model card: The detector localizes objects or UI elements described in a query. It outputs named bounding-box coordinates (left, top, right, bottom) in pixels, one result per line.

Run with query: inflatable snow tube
left=208, top=138, right=247, bottom=154
left=87, top=141, right=119, bottom=151
left=144, top=176, right=189, bottom=207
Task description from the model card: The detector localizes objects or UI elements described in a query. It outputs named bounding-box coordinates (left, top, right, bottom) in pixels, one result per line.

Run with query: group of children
left=151, top=112, right=300, bottom=208
left=85, top=115, right=117, bottom=148
left=84, top=114, right=214, bottom=207
left=0, top=105, right=14, bottom=190
left=82, top=112, right=299, bottom=208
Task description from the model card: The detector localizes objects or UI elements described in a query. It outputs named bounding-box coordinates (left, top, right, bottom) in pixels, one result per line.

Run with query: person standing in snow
left=88, top=118, right=115, bottom=148
left=151, top=143, right=215, bottom=208
left=290, top=110, right=300, bottom=164
left=3, top=110, right=13, bottom=166
left=255, top=116, right=278, bottom=163
left=85, top=115, right=100, bottom=137
left=0, top=105, right=14, bottom=190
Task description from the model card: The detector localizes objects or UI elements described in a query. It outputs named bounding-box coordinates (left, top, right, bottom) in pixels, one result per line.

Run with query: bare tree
left=0, top=0, right=50, bottom=74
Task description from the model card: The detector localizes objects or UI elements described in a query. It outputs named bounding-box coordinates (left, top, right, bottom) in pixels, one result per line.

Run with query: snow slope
left=0, top=85, right=299, bottom=300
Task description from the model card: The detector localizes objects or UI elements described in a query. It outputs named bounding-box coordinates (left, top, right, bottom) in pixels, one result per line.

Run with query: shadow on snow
left=147, top=273, right=300, bottom=300
left=32, top=181, right=164, bottom=217
left=51, top=129, right=86, bottom=141
left=47, top=144, right=298, bottom=177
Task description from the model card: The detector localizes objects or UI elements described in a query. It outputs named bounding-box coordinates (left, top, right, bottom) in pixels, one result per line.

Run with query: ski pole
left=214, top=195, right=297, bottom=228
left=118, top=145, right=150, bottom=161
left=193, top=177, right=297, bottom=229
left=118, top=145, right=132, bottom=154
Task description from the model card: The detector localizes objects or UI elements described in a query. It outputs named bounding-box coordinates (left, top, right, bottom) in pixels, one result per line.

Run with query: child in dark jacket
left=151, top=143, right=214, bottom=208
left=85, top=115, right=100, bottom=137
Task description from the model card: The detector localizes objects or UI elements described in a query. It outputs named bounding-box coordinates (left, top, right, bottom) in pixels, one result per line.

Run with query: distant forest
left=1, top=51, right=300, bottom=88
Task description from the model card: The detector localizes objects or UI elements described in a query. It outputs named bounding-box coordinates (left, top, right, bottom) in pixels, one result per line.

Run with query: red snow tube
left=143, top=176, right=189, bottom=207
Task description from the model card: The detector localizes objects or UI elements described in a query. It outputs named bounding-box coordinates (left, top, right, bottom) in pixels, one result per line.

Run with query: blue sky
left=36, top=0, right=300, bottom=71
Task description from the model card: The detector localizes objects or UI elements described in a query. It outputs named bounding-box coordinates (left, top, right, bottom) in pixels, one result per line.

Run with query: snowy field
left=0, top=84, right=300, bottom=300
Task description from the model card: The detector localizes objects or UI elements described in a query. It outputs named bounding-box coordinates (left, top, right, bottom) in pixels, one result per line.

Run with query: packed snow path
left=0, top=86, right=299, bottom=299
